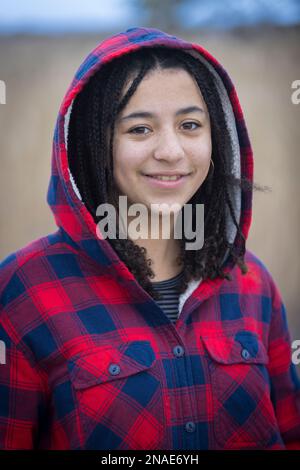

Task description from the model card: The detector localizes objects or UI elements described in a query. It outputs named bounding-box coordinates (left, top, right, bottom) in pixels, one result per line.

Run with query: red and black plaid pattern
left=0, top=27, right=299, bottom=450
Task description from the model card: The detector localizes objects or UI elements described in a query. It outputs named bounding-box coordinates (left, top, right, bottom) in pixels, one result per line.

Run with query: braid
left=101, top=65, right=129, bottom=202
left=68, top=46, right=263, bottom=298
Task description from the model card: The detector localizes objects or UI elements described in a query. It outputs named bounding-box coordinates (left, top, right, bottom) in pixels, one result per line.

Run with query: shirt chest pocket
left=67, top=340, right=164, bottom=450
left=202, top=331, right=281, bottom=449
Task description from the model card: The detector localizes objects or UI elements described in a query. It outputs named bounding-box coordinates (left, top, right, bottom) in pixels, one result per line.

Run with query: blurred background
left=0, top=0, right=299, bottom=341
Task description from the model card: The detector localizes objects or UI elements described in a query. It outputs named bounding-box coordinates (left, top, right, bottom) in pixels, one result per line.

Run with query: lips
left=141, top=173, right=191, bottom=188
left=146, top=175, right=183, bottom=181
left=143, top=172, right=191, bottom=181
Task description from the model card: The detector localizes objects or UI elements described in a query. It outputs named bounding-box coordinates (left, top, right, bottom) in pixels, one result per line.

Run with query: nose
left=153, top=128, right=185, bottom=163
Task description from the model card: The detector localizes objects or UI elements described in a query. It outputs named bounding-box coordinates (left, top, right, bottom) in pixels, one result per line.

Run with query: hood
left=47, top=26, right=253, bottom=290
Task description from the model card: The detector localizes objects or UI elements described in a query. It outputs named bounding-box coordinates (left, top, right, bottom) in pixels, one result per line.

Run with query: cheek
left=113, top=140, right=148, bottom=176
left=190, top=138, right=212, bottom=170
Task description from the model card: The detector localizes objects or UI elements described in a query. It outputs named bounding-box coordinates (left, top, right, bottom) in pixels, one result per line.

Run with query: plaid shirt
left=0, top=27, right=300, bottom=450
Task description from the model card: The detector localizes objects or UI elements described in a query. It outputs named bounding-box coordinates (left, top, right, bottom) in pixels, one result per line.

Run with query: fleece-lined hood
left=47, top=26, right=253, bottom=291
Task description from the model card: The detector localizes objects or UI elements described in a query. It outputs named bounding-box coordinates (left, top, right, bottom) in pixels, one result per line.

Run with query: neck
left=118, top=206, right=183, bottom=282
left=133, top=236, right=183, bottom=282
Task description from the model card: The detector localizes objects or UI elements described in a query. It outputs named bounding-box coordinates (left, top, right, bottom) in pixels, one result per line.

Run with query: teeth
left=149, top=175, right=182, bottom=181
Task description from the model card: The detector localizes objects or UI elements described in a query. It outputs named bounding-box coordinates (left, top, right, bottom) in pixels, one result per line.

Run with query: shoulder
left=226, top=249, right=286, bottom=321
left=238, top=249, right=282, bottom=299
left=0, top=229, right=78, bottom=306
left=0, top=228, right=83, bottom=359
left=244, top=249, right=271, bottom=271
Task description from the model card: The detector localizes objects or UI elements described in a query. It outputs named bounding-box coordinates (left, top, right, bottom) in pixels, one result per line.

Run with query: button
left=108, top=364, right=121, bottom=376
left=241, top=348, right=251, bottom=360
left=185, top=421, right=196, bottom=433
left=173, top=345, right=185, bottom=357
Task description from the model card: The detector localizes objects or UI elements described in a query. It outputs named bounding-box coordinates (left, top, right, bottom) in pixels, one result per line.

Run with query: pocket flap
left=68, top=340, right=156, bottom=389
left=202, top=331, right=269, bottom=365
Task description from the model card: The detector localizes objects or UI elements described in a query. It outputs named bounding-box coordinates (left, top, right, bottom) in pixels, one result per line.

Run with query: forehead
left=121, top=68, right=207, bottom=111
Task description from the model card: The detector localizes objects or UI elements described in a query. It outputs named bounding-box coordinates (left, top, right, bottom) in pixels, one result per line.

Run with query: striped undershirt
left=150, top=270, right=184, bottom=323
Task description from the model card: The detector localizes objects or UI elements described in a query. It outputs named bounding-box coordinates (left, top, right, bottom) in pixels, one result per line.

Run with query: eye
left=181, top=121, right=201, bottom=131
left=128, top=126, right=151, bottom=135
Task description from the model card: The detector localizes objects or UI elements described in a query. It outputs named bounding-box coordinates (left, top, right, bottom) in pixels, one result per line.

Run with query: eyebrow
left=118, top=106, right=206, bottom=122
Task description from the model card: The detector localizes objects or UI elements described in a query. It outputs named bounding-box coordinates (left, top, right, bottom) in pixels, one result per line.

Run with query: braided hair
left=68, top=46, right=261, bottom=299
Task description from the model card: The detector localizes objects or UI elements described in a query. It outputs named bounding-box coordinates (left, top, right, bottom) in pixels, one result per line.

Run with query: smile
left=146, top=175, right=182, bottom=181
left=141, top=173, right=192, bottom=187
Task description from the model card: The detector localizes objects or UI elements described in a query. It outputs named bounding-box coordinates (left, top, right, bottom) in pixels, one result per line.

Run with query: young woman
left=0, top=27, right=299, bottom=450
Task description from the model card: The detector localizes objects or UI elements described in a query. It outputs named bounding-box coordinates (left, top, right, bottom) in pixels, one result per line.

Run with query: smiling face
left=112, top=67, right=212, bottom=215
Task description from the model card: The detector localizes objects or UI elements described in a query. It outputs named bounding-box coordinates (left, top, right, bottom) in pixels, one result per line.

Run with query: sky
left=0, top=0, right=299, bottom=34
left=0, top=0, right=137, bottom=33
left=180, top=0, right=300, bottom=29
